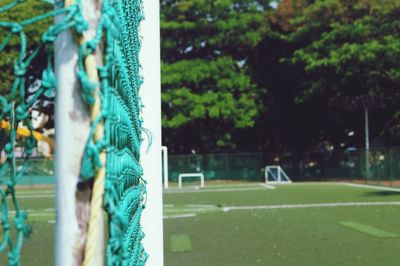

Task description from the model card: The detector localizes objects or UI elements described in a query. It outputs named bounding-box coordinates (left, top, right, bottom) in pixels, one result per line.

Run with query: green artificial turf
left=163, top=183, right=400, bottom=266
left=339, top=221, right=399, bottom=238
left=170, top=234, right=193, bottom=252
left=1, top=182, right=400, bottom=265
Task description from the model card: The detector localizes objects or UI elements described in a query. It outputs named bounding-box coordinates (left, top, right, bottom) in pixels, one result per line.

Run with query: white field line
left=15, top=184, right=271, bottom=198
left=345, top=183, right=400, bottom=192
left=6, top=201, right=400, bottom=219
left=26, top=212, right=55, bottom=217
left=16, top=194, right=55, bottom=199
left=164, top=203, right=219, bottom=213
left=164, top=187, right=268, bottom=194
left=16, top=190, right=54, bottom=195
left=1, top=208, right=55, bottom=216
left=0, top=212, right=55, bottom=217
left=259, top=183, right=275, bottom=189
left=163, top=213, right=196, bottom=219
left=195, top=183, right=261, bottom=189
left=164, top=204, right=219, bottom=213
left=184, top=204, right=217, bottom=208
left=222, top=201, right=400, bottom=212
left=164, top=208, right=218, bottom=213
left=288, top=182, right=340, bottom=186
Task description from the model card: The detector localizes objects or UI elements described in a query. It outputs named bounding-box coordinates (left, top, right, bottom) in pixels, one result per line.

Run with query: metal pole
left=278, top=167, right=282, bottom=183
left=139, top=0, right=164, bottom=263
left=390, top=149, right=393, bottom=186
left=365, top=107, right=370, bottom=179
left=55, top=0, right=102, bottom=264
left=54, top=19, right=90, bottom=266
left=162, top=146, right=169, bottom=189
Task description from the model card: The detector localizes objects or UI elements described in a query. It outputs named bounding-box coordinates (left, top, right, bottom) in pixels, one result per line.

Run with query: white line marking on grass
left=1, top=209, right=55, bottom=216
left=164, top=213, right=197, bottom=219
left=222, top=201, right=400, bottom=212
left=17, top=194, right=55, bottom=199
left=184, top=204, right=216, bottom=208
left=198, top=187, right=266, bottom=193
left=164, top=204, right=219, bottom=214
left=259, top=183, right=275, bottom=189
left=16, top=191, right=54, bottom=195
left=164, top=187, right=266, bottom=194
left=198, top=183, right=260, bottom=188
left=26, top=212, right=55, bottom=217
left=164, top=208, right=218, bottom=213
left=345, top=183, right=400, bottom=192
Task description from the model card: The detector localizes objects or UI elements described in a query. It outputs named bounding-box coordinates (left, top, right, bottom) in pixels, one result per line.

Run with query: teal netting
left=83, top=0, right=148, bottom=264
left=0, top=0, right=147, bottom=265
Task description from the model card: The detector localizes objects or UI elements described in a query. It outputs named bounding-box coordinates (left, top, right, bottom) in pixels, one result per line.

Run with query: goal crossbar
left=178, top=173, right=205, bottom=188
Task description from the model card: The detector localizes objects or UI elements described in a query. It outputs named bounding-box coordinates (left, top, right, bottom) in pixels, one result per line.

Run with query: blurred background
left=3, top=0, right=399, bottom=186
left=2, top=1, right=400, bottom=266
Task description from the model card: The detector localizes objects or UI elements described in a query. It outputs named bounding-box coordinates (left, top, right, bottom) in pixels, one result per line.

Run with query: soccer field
left=3, top=182, right=400, bottom=265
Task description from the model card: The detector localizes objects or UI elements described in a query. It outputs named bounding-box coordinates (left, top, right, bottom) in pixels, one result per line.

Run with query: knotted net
left=0, top=0, right=147, bottom=265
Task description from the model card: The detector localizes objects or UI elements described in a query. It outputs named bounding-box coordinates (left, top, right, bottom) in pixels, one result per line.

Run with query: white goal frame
left=139, top=0, right=164, bottom=264
left=264, top=165, right=292, bottom=184
left=161, top=146, right=168, bottom=189
left=178, top=173, right=205, bottom=188
left=55, top=0, right=163, bottom=265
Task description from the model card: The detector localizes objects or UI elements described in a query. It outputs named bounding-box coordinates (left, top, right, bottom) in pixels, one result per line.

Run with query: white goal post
left=161, top=146, right=169, bottom=189
left=264, top=165, right=292, bottom=184
left=140, top=0, right=164, bottom=264
left=55, top=0, right=164, bottom=264
left=178, top=173, right=205, bottom=188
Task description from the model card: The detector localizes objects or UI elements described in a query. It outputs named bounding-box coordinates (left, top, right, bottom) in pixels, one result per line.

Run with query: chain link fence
left=2, top=147, right=400, bottom=187
left=1, top=157, right=54, bottom=187
left=167, top=147, right=400, bottom=186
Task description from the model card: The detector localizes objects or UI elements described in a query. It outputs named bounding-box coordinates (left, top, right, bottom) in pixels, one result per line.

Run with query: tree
left=286, top=0, right=400, bottom=140
left=249, top=0, right=400, bottom=151
left=161, top=0, right=272, bottom=153
left=0, top=0, right=54, bottom=119
left=0, top=0, right=53, bottom=109
left=287, top=1, right=399, bottom=98
left=248, top=0, right=336, bottom=151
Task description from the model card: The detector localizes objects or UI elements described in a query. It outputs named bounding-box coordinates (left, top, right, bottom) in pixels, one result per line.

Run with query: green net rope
left=83, top=0, right=148, bottom=264
left=0, top=0, right=147, bottom=265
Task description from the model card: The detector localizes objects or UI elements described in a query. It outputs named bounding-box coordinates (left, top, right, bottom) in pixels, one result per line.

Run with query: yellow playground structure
left=0, top=119, right=54, bottom=150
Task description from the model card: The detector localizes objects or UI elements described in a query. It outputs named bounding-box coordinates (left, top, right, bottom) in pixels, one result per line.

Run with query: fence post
left=225, top=153, right=229, bottom=179
left=390, top=149, right=393, bottom=186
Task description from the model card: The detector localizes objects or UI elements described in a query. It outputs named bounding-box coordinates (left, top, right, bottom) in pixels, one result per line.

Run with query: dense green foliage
left=288, top=0, right=400, bottom=113
left=250, top=0, right=400, bottom=152
left=0, top=0, right=52, bottom=96
left=161, top=0, right=271, bottom=153
left=301, top=1, right=400, bottom=137
left=0, top=0, right=399, bottom=153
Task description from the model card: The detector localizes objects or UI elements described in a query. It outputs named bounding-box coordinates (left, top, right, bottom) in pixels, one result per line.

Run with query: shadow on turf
left=364, top=191, right=400, bottom=197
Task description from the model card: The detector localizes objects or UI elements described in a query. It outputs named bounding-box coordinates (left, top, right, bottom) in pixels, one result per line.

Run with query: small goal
left=178, top=173, right=205, bottom=188
left=264, top=165, right=292, bottom=184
